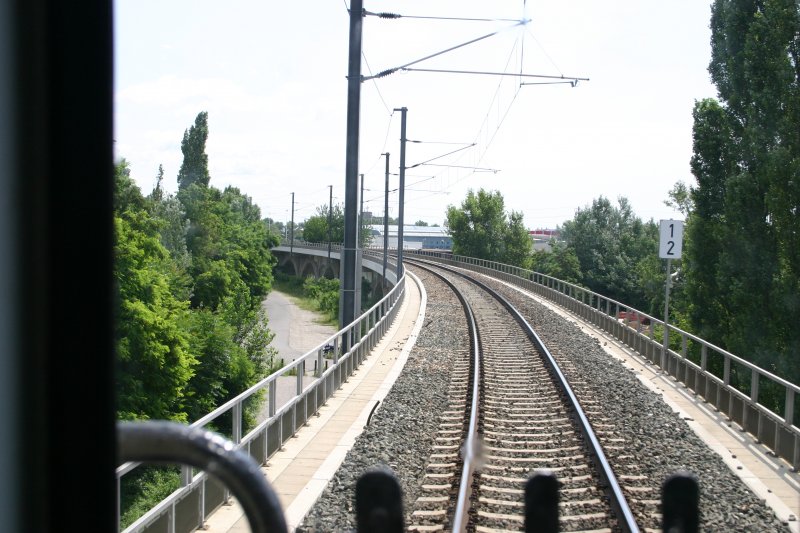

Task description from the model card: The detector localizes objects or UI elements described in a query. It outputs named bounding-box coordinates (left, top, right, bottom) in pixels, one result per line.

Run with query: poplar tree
left=177, top=111, right=211, bottom=190
left=686, top=0, right=799, bottom=383
left=445, top=189, right=532, bottom=267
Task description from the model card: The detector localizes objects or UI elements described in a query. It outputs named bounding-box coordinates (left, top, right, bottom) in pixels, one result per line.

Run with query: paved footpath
left=203, top=274, right=426, bottom=532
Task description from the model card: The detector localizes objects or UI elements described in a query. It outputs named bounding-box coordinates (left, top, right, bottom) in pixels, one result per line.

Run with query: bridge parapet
left=273, top=242, right=398, bottom=288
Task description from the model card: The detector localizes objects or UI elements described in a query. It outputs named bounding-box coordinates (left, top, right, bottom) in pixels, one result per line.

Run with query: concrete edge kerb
left=283, top=271, right=428, bottom=530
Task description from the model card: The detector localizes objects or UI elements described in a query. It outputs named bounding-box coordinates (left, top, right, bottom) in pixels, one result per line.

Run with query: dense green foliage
left=177, top=111, right=211, bottom=190
left=116, top=111, right=280, bottom=524
left=683, top=0, right=800, bottom=383
left=301, top=203, right=371, bottom=247
left=560, top=197, right=662, bottom=311
left=115, top=111, right=278, bottom=423
left=115, top=164, right=196, bottom=421
left=445, top=189, right=532, bottom=267
left=119, top=467, right=180, bottom=528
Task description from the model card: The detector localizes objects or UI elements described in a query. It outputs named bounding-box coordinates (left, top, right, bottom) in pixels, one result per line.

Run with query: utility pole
left=382, top=153, right=390, bottom=285
left=341, top=0, right=363, bottom=332
left=327, top=185, right=333, bottom=265
left=290, top=192, right=295, bottom=256
left=359, top=173, right=365, bottom=248
left=395, top=107, right=407, bottom=279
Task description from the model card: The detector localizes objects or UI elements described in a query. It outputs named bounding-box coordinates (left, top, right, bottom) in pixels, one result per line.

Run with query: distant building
left=367, top=225, right=452, bottom=250
left=529, top=229, right=560, bottom=252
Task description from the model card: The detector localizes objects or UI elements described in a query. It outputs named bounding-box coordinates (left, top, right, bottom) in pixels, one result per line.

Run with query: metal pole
left=359, top=173, right=365, bottom=248
left=395, top=107, right=407, bottom=279
left=341, top=0, right=363, bottom=332
left=327, top=185, right=333, bottom=264
left=382, top=153, right=390, bottom=285
left=290, top=192, right=295, bottom=255
left=662, top=258, right=672, bottom=369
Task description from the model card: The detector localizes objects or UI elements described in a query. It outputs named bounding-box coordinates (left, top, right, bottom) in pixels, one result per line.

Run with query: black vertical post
left=524, top=473, right=559, bottom=533
left=5, top=0, right=115, bottom=529
left=356, top=470, right=405, bottom=533
left=382, top=153, right=390, bottom=285
left=662, top=472, right=699, bottom=533
left=341, top=0, right=363, bottom=332
left=327, top=184, right=333, bottom=265
left=395, top=107, right=407, bottom=279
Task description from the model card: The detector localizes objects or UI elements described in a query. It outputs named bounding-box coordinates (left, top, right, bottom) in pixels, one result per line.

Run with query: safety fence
left=408, top=250, right=800, bottom=471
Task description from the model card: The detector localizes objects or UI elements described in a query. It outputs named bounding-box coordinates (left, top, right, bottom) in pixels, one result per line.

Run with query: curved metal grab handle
left=117, top=421, right=287, bottom=533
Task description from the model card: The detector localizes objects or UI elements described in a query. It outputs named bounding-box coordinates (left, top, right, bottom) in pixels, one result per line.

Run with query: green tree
left=114, top=161, right=196, bottom=421
left=445, top=189, right=531, bottom=266
left=685, top=0, right=800, bottom=383
left=177, top=111, right=211, bottom=190
left=302, top=203, right=372, bottom=247
left=664, top=181, right=694, bottom=217
left=561, top=196, right=660, bottom=310
left=530, top=241, right=583, bottom=284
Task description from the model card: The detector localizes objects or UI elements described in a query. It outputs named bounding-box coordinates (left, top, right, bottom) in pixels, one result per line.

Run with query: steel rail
left=408, top=261, right=481, bottom=532
left=410, top=257, right=641, bottom=533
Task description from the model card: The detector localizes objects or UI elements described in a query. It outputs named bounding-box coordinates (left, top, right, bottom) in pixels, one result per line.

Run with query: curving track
left=405, top=260, right=639, bottom=533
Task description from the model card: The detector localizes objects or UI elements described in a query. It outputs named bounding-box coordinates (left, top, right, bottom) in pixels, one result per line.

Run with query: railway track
left=405, top=259, right=640, bottom=533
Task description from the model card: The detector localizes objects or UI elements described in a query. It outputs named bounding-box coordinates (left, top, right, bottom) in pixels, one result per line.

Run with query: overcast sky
left=114, top=1, right=717, bottom=229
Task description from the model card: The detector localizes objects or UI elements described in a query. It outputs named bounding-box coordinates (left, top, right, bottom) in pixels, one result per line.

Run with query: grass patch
left=273, top=273, right=339, bottom=327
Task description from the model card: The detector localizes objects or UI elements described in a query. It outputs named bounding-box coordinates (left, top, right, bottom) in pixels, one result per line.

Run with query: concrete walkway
left=203, top=274, right=426, bottom=532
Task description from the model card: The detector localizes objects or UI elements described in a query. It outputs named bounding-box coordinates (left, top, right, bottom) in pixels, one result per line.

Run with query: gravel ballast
left=298, top=265, right=791, bottom=531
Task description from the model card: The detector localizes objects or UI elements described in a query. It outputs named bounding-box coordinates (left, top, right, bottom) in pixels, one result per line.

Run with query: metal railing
left=408, top=250, right=800, bottom=471
left=117, top=270, right=406, bottom=532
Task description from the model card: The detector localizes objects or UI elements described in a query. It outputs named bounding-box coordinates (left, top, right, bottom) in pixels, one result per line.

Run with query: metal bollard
left=356, top=469, right=404, bottom=533
left=524, top=471, right=559, bottom=533
left=662, top=471, right=699, bottom=533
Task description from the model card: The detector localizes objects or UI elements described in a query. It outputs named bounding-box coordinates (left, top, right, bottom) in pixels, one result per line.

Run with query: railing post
left=268, top=382, right=277, bottom=418
left=751, top=370, right=760, bottom=403
left=723, top=357, right=731, bottom=386
left=296, top=360, right=305, bottom=395
left=786, top=389, right=795, bottom=426
left=233, top=401, right=242, bottom=444
left=333, top=336, right=340, bottom=364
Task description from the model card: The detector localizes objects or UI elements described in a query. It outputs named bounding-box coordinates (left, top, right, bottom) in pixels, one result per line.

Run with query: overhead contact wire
left=362, top=21, right=527, bottom=81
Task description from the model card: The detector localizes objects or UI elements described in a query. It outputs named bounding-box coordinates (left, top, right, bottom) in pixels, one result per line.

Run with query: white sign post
left=659, top=220, right=684, bottom=369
